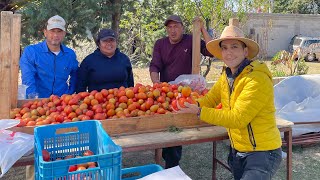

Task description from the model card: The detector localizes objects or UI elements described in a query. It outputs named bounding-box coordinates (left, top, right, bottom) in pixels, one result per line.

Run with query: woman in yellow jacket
left=177, top=19, right=282, bottom=180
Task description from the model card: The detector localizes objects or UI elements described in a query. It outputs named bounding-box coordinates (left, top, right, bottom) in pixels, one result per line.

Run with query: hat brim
left=164, top=20, right=182, bottom=26
left=206, top=37, right=259, bottom=60
left=47, top=25, right=65, bottom=31
left=100, top=36, right=116, bottom=41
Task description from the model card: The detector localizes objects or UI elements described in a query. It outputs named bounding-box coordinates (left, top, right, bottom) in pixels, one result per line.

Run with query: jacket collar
left=226, top=58, right=252, bottom=79
left=94, top=48, right=120, bottom=58
left=40, top=40, right=67, bottom=53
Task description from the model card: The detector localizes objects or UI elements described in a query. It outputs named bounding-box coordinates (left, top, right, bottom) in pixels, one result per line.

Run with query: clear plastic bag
left=17, top=84, right=28, bottom=100
left=0, top=119, right=34, bottom=177
left=169, top=74, right=207, bottom=92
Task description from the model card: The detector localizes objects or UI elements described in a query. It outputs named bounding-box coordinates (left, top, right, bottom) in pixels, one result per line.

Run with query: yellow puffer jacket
left=197, top=60, right=282, bottom=152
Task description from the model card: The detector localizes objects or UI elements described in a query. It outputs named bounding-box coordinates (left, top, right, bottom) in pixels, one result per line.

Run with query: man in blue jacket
left=20, top=15, right=78, bottom=98
left=22, top=15, right=79, bottom=180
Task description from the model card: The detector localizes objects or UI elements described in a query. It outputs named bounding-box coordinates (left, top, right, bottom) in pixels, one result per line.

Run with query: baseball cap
left=164, top=15, right=183, bottom=26
left=47, top=15, right=66, bottom=31
left=97, top=29, right=116, bottom=41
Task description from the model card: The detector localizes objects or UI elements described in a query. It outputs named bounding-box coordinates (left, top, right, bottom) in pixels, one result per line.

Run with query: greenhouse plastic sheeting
left=274, top=74, right=320, bottom=137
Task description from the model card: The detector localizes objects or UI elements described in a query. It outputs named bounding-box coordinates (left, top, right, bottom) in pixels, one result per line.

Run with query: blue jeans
left=228, top=147, right=282, bottom=180
left=162, top=146, right=182, bottom=169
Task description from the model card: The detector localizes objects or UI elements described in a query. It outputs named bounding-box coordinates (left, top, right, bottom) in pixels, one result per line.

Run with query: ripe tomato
left=181, top=86, right=192, bottom=98
left=69, top=165, right=77, bottom=172
left=87, top=162, right=96, bottom=167
left=76, top=166, right=87, bottom=171
left=186, top=97, right=196, bottom=104
left=83, top=150, right=94, bottom=156
left=215, top=103, right=222, bottom=109
left=42, top=150, right=50, bottom=162
left=178, top=98, right=187, bottom=108
left=171, top=100, right=178, bottom=111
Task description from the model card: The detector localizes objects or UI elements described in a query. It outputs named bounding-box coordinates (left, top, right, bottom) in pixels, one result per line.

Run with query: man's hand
left=150, top=72, right=160, bottom=84
left=193, top=16, right=212, bottom=44
left=193, top=16, right=204, bottom=32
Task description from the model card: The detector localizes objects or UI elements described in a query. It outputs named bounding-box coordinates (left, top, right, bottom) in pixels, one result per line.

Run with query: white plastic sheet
left=0, top=119, right=34, bottom=177
left=274, top=74, right=320, bottom=137
left=137, top=166, right=192, bottom=180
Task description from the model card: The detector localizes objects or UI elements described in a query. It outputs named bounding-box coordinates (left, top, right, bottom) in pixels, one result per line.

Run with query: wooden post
left=229, top=18, right=240, bottom=27
left=0, top=11, right=13, bottom=119
left=192, top=17, right=201, bottom=74
left=11, top=14, right=21, bottom=108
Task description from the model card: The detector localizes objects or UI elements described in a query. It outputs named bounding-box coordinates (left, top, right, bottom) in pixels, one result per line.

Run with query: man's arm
left=126, top=56, right=134, bottom=87
left=149, top=40, right=163, bottom=84
left=150, top=71, right=160, bottom=84
left=200, top=23, right=213, bottom=45
left=193, top=17, right=214, bottom=57
left=194, top=17, right=213, bottom=44
left=68, top=54, right=79, bottom=94
left=75, top=59, right=89, bottom=93
left=19, top=47, right=38, bottom=97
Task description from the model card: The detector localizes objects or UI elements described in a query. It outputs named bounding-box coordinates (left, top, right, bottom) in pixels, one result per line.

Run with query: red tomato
left=42, top=150, right=50, bottom=162
left=178, top=98, right=186, bottom=108
left=215, top=103, right=222, bottom=109
left=83, top=150, right=94, bottom=156
left=171, top=100, right=178, bottom=111
left=69, top=165, right=77, bottom=172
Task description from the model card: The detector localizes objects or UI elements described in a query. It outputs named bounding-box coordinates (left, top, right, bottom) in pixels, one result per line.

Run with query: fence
left=0, top=11, right=21, bottom=119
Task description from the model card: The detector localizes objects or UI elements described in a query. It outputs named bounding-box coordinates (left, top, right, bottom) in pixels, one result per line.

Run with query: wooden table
left=113, top=119, right=293, bottom=180
left=14, top=119, right=293, bottom=180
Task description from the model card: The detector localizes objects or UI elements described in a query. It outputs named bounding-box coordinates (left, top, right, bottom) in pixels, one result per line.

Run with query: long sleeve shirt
left=149, top=34, right=213, bottom=82
left=76, top=48, right=134, bottom=92
left=20, top=41, right=78, bottom=98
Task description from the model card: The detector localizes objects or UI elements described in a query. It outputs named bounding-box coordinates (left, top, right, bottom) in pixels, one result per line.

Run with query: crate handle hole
left=55, top=127, right=79, bottom=134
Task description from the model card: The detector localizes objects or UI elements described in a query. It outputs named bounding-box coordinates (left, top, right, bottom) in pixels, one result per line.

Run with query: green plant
left=271, top=50, right=309, bottom=77
left=167, top=125, right=183, bottom=133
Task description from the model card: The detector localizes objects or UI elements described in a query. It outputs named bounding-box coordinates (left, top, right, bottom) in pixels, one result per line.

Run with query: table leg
left=284, top=128, right=292, bottom=180
left=212, top=142, right=217, bottom=180
left=155, top=148, right=162, bottom=165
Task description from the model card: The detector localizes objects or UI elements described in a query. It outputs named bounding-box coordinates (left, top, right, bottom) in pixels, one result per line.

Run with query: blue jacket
left=76, top=48, right=134, bottom=92
left=20, top=41, right=78, bottom=98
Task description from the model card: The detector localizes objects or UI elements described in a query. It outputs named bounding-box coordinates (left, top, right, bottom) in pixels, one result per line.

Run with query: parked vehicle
left=289, top=36, right=320, bottom=61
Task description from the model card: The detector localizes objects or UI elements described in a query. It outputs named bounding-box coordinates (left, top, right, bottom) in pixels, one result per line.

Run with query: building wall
left=243, top=13, right=320, bottom=58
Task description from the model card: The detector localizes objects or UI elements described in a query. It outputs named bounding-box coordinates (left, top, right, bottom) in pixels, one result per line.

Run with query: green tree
left=119, top=0, right=175, bottom=66
left=0, top=0, right=30, bottom=11
left=17, top=0, right=272, bottom=68
left=20, top=0, right=101, bottom=46
left=289, top=0, right=318, bottom=14
left=19, top=0, right=132, bottom=47
left=273, top=0, right=292, bottom=13
left=273, top=0, right=319, bottom=14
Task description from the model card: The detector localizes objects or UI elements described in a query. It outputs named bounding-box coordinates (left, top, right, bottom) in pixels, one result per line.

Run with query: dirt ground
left=2, top=61, right=320, bottom=180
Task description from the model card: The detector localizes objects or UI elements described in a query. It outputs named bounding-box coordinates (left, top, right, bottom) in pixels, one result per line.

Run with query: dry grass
left=133, top=60, right=320, bottom=86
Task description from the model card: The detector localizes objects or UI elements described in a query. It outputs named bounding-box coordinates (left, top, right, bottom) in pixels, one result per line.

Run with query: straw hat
left=206, top=18, right=259, bottom=60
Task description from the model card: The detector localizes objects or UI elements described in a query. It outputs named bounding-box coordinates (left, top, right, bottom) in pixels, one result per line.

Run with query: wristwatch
left=197, top=107, right=201, bottom=118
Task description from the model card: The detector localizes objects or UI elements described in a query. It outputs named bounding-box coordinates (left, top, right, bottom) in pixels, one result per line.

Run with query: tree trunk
left=111, top=0, right=121, bottom=37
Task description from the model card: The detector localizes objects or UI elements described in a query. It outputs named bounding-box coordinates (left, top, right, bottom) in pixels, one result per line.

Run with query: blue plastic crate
left=34, top=120, right=122, bottom=180
left=122, top=164, right=163, bottom=180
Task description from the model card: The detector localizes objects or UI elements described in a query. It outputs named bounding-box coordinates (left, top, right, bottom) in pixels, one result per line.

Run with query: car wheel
left=305, top=53, right=316, bottom=62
